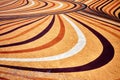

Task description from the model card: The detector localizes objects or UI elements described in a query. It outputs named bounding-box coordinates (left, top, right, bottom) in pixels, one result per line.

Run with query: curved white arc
left=51, top=1, right=64, bottom=10
left=0, top=14, right=86, bottom=62
left=38, top=1, right=64, bottom=12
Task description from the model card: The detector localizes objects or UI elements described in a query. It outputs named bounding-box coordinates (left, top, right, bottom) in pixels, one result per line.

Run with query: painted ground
left=0, top=0, right=120, bottom=80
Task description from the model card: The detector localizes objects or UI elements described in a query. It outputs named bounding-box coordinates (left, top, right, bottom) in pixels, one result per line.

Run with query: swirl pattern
left=0, top=0, right=120, bottom=80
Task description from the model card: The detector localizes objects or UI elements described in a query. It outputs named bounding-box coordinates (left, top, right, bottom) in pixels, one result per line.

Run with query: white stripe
left=39, top=1, right=64, bottom=12
left=0, top=14, right=86, bottom=62
left=52, top=1, right=63, bottom=10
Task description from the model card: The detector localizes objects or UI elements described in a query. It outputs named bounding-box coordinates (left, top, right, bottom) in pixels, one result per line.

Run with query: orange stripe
left=70, top=13, right=120, bottom=38
left=0, top=16, right=49, bottom=41
left=109, top=1, right=120, bottom=17
left=39, top=1, right=55, bottom=10
left=0, top=15, right=65, bottom=53
left=0, top=18, right=33, bottom=31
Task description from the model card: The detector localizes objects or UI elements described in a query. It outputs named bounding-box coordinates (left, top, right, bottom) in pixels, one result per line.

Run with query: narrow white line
left=51, top=1, right=63, bottom=10
left=39, top=1, right=64, bottom=12
left=0, top=14, right=86, bottom=62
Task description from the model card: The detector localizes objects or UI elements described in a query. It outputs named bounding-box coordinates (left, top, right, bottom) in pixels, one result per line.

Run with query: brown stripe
left=0, top=16, right=49, bottom=41
left=0, top=15, right=65, bottom=53
left=70, top=13, right=120, bottom=38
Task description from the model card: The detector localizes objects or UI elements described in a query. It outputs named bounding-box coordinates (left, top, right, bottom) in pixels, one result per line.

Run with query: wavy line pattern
left=75, top=0, right=120, bottom=19
left=0, top=0, right=120, bottom=80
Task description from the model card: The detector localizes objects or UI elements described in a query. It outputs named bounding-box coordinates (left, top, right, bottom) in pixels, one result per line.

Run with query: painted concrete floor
left=0, top=0, right=120, bottom=80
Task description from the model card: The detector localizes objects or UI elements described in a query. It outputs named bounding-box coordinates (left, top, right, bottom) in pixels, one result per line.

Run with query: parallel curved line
left=86, top=0, right=120, bottom=19
left=0, top=14, right=86, bottom=62
left=0, top=17, right=43, bottom=36
left=28, top=1, right=48, bottom=10
left=71, top=12, right=120, bottom=38
left=84, top=0, right=93, bottom=4
left=0, top=15, right=64, bottom=53
left=0, top=17, right=48, bottom=42
left=0, top=0, right=18, bottom=8
left=0, top=18, right=27, bottom=27
left=77, top=11, right=120, bottom=26
left=52, top=1, right=64, bottom=10
left=0, top=18, right=35, bottom=31
left=0, top=0, right=35, bottom=12
left=37, top=1, right=64, bottom=12
left=0, top=16, right=54, bottom=47
left=0, top=0, right=63, bottom=16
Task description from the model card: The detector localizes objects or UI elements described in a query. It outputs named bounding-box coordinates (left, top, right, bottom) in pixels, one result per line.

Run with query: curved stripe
left=0, top=18, right=33, bottom=31
left=0, top=14, right=114, bottom=73
left=0, top=17, right=44, bottom=36
left=0, top=18, right=26, bottom=26
left=0, top=0, right=29, bottom=11
left=84, top=0, right=93, bottom=4
left=37, top=1, right=63, bottom=12
left=14, top=0, right=29, bottom=10
left=72, top=12, right=120, bottom=38
left=96, top=0, right=108, bottom=12
left=77, top=11, right=120, bottom=27
left=52, top=1, right=63, bottom=10
left=0, top=17, right=48, bottom=42
left=75, top=12, right=120, bottom=31
left=0, top=15, right=64, bottom=53
left=0, top=1, right=85, bottom=19
left=0, top=0, right=34, bottom=12
left=0, top=16, right=55, bottom=47
left=0, top=14, right=86, bottom=61
left=88, top=0, right=99, bottom=11
left=113, top=6, right=120, bottom=19
left=0, top=0, right=18, bottom=8
left=29, top=1, right=48, bottom=10
left=99, top=0, right=112, bottom=12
